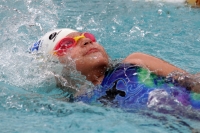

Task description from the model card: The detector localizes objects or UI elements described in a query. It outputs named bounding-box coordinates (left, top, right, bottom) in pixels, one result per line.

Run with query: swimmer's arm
left=123, top=52, right=186, bottom=77
left=170, top=72, right=200, bottom=93
left=123, top=52, right=200, bottom=93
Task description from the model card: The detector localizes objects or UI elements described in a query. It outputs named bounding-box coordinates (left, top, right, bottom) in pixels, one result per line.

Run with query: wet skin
left=57, top=32, right=200, bottom=93
left=58, top=32, right=109, bottom=85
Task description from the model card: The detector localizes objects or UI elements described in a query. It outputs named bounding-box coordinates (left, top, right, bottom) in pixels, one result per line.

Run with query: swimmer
left=149, top=0, right=200, bottom=7
left=30, top=28, right=200, bottom=109
left=187, top=0, right=200, bottom=7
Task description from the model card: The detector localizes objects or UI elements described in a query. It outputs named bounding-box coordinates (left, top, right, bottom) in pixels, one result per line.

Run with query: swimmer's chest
left=77, top=64, right=175, bottom=106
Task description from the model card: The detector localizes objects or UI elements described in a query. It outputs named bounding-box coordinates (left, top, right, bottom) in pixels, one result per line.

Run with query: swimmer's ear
left=57, top=56, right=73, bottom=65
left=57, top=56, right=66, bottom=64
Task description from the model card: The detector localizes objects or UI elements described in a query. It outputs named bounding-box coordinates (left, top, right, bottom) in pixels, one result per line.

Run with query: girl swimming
left=30, top=28, right=200, bottom=109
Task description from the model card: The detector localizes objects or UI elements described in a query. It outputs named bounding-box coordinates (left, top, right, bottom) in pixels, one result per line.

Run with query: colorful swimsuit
left=75, top=63, right=200, bottom=109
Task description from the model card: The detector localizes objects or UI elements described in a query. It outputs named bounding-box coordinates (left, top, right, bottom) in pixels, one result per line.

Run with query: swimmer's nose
left=80, top=38, right=93, bottom=46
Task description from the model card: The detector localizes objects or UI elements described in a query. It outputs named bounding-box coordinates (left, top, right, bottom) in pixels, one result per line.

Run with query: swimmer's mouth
left=85, top=48, right=99, bottom=55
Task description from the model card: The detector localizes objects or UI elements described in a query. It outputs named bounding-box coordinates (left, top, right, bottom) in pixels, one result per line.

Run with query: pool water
left=0, top=0, right=200, bottom=132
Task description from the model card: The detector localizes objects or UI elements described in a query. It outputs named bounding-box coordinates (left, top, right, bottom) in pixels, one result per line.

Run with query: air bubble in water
left=158, top=9, right=162, bottom=15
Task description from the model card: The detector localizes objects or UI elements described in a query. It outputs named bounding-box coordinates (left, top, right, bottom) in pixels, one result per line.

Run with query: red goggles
left=54, top=32, right=96, bottom=56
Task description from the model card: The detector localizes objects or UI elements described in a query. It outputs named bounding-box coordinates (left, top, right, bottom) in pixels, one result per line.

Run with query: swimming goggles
left=54, top=32, right=96, bottom=56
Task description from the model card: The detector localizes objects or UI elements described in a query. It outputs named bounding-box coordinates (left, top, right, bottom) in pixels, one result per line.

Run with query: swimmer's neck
left=84, top=65, right=108, bottom=85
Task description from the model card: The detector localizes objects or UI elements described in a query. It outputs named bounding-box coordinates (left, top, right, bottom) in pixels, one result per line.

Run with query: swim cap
left=30, top=28, right=77, bottom=56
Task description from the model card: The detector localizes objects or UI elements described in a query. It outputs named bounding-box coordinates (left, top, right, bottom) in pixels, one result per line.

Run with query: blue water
left=0, top=0, right=200, bottom=132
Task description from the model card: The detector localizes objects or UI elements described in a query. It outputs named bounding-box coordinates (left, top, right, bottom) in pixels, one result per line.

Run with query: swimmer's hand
left=167, top=72, right=200, bottom=93
left=189, top=73, right=200, bottom=93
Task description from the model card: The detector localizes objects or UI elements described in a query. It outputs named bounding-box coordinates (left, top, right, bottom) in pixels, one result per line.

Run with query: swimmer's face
left=58, top=32, right=109, bottom=75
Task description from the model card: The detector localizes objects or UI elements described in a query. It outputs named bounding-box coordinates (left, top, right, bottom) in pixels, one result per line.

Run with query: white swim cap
left=30, top=28, right=78, bottom=56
